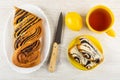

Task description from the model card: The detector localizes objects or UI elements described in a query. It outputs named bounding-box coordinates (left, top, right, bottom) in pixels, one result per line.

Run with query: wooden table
left=0, top=0, right=120, bottom=79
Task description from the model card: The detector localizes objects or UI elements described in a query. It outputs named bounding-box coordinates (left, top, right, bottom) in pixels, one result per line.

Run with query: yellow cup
left=86, top=5, right=116, bottom=37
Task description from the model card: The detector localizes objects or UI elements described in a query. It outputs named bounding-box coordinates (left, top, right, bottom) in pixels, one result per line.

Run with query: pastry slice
left=69, top=37, right=104, bottom=70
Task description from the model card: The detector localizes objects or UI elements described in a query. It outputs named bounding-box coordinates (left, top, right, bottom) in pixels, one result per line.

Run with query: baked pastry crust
left=12, top=7, right=42, bottom=68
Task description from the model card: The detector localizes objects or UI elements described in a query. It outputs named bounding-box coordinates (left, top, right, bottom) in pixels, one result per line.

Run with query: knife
left=48, top=12, right=63, bottom=72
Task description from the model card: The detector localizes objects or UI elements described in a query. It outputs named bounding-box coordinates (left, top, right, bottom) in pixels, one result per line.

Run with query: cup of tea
left=86, top=5, right=116, bottom=37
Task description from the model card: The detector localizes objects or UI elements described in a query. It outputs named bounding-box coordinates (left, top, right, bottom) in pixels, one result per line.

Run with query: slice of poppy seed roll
left=69, top=37, right=103, bottom=70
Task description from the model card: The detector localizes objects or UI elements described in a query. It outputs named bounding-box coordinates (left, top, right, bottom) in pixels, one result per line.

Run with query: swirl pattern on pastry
left=12, top=7, right=42, bottom=67
left=68, top=37, right=103, bottom=70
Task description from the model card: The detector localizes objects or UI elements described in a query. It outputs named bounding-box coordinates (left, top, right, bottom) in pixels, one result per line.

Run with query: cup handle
left=106, top=29, right=116, bottom=37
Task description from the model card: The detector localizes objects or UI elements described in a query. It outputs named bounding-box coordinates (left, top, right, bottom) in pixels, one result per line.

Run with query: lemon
left=65, top=12, right=82, bottom=31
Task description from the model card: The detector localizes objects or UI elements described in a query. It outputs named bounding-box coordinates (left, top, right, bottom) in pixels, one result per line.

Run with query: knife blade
left=48, top=12, right=63, bottom=72
left=54, top=12, right=63, bottom=44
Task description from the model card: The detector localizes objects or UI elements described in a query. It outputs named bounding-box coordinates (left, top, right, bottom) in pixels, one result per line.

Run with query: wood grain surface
left=0, top=0, right=120, bottom=80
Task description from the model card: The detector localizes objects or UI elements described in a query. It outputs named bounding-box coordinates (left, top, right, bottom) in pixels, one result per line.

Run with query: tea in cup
left=86, top=5, right=115, bottom=37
